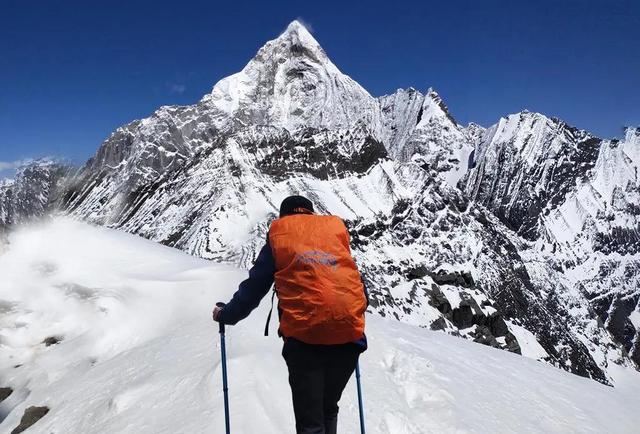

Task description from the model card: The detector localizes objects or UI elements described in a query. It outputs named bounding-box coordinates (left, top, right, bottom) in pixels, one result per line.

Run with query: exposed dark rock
left=407, top=266, right=429, bottom=281
left=594, top=225, right=640, bottom=255
left=0, top=161, right=71, bottom=228
left=451, top=305, right=474, bottom=329
left=485, top=315, right=509, bottom=337
left=505, top=332, right=522, bottom=354
left=428, top=270, right=474, bottom=288
left=0, top=387, right=12, bottom=402
left=42, top=336, right=62, bottom=347
left=429, top=317, right=447, bottom=331
left=244, top=129, right=388, bottom=181
left=472, top=326, right=501, bottom=348
left=630, top=336, right=640, bottom=368
left=605, top=295, right=638, bottom=351
left=11, top=406, right=50, bottom=434
left=425, top=284, right=452, bottom=315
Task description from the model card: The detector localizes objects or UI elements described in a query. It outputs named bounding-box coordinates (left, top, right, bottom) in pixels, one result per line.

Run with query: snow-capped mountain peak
left=202, top=20, right=382, bottom=134
left=377, top=87, right=473, bottom=186
left=277, top=20, right=329, bottom=61
left=418, top=88, right=458, bottom=127
left=476, top=110, right=599, bottom=169
left=624, top=126, right=640, bottom=150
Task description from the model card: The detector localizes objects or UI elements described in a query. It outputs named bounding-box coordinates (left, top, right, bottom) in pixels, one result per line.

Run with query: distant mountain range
left=1, top=20, right=638, bottom=384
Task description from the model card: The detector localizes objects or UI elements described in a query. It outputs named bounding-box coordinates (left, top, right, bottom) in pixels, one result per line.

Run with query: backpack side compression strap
left=264, top=287, right=276, bottom=336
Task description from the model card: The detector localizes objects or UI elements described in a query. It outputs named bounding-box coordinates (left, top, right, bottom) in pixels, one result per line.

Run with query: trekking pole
left=217, top=302, right=231, bottom=434
left=355, top=360, right=366, bottom=434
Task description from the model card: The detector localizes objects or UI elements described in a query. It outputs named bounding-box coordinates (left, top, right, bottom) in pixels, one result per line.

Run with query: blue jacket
left=218, top=236, right=368, bottom=351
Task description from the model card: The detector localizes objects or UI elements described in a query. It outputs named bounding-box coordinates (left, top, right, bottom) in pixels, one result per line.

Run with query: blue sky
left=1, top=0, right=639, bottom=170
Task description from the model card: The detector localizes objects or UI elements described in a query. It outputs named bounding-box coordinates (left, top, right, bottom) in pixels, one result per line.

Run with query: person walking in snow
left=212, top=195, right=368, bottom=434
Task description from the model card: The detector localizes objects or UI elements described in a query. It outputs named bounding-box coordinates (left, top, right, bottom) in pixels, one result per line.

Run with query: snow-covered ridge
left=1, top=219, right=639, bottom=433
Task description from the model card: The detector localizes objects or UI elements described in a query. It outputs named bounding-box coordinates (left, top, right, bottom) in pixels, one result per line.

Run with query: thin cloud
left=280, top=17, right=314, bottom=37
left=0, top=160, right=22, bottom=171
left=0, top=159, right=38, bottom=172
left=295, top=17, right=313, bottom=33
left=0, top=161, right=20, bottom=180
left=169, top=83, right=187, bottom=95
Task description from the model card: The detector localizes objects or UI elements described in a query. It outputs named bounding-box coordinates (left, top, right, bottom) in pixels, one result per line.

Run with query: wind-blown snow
left=1, top=219, right=639, bottom=433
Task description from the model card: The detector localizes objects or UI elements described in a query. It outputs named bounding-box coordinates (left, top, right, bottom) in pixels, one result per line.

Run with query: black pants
left=282, top=339, right=360, bottom=434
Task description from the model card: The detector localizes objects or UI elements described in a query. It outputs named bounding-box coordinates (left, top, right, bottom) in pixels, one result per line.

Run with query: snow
left=1, top=219, right=640, bottom=433
left=202, top=19, right=382, bottom=135
left=542, top=126, right=640, bottom=250
left=506, top=321, right=549, bottom=360
left=414, top=90, right=449, bottom=131
left=437, top=285, right=463, bottom=310
left=0, top=178, right=15, bottom=188
left=389, top=281, right=413, bottom=301
left=630, top=309, right=640, bottom=330
left=382, top=88, right=474, bottom=188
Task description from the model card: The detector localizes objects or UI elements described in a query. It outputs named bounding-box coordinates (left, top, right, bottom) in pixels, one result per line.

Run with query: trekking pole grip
left=216, top=302, right=226, bottom=334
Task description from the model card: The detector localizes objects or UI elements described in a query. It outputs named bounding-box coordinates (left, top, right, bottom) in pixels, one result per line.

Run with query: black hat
left=279, top=195, right=314, bottom=217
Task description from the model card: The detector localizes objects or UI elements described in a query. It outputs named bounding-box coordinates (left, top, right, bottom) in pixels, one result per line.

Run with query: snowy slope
left=1, top=219, right=639, bottom=434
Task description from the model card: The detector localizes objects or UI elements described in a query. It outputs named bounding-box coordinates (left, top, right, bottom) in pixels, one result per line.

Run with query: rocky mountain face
left=6, top=21, right=638, bottom=384
left=466, top=122, right=640, bottom=368
left=0, top=160, right=69, bottom=232
left=379, top=87, right=475, bottom=187
left=465, top=111, right=603, bottom=240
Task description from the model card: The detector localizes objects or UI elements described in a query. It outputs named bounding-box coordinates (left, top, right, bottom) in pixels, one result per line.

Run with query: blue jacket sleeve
left=218, top=240, right=276, bottom=325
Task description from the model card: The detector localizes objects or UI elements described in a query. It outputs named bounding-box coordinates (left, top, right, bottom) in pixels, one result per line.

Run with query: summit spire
left=202, top=19, right=381, bottom=134
left=282, top=20, right=313, bottom=38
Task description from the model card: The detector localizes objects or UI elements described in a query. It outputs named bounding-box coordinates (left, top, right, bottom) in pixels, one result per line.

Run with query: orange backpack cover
left=268, top=214, right=366, bottom=345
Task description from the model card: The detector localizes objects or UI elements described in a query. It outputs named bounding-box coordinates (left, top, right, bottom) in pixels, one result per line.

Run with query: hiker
left=212, top=195, right=368, bottom=434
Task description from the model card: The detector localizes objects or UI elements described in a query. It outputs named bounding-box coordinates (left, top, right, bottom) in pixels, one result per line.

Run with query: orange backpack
left=268, top=213, right=366, bottom=345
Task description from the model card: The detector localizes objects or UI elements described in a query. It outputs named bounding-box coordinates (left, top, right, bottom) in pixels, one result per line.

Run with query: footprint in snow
left=108, top=383, right=156, bottom=414
left=381, top=349, right=453, bottom=409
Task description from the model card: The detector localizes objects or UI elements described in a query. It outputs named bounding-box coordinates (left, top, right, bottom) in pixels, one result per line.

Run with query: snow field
left=1, top=219, right=639, bottom=433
